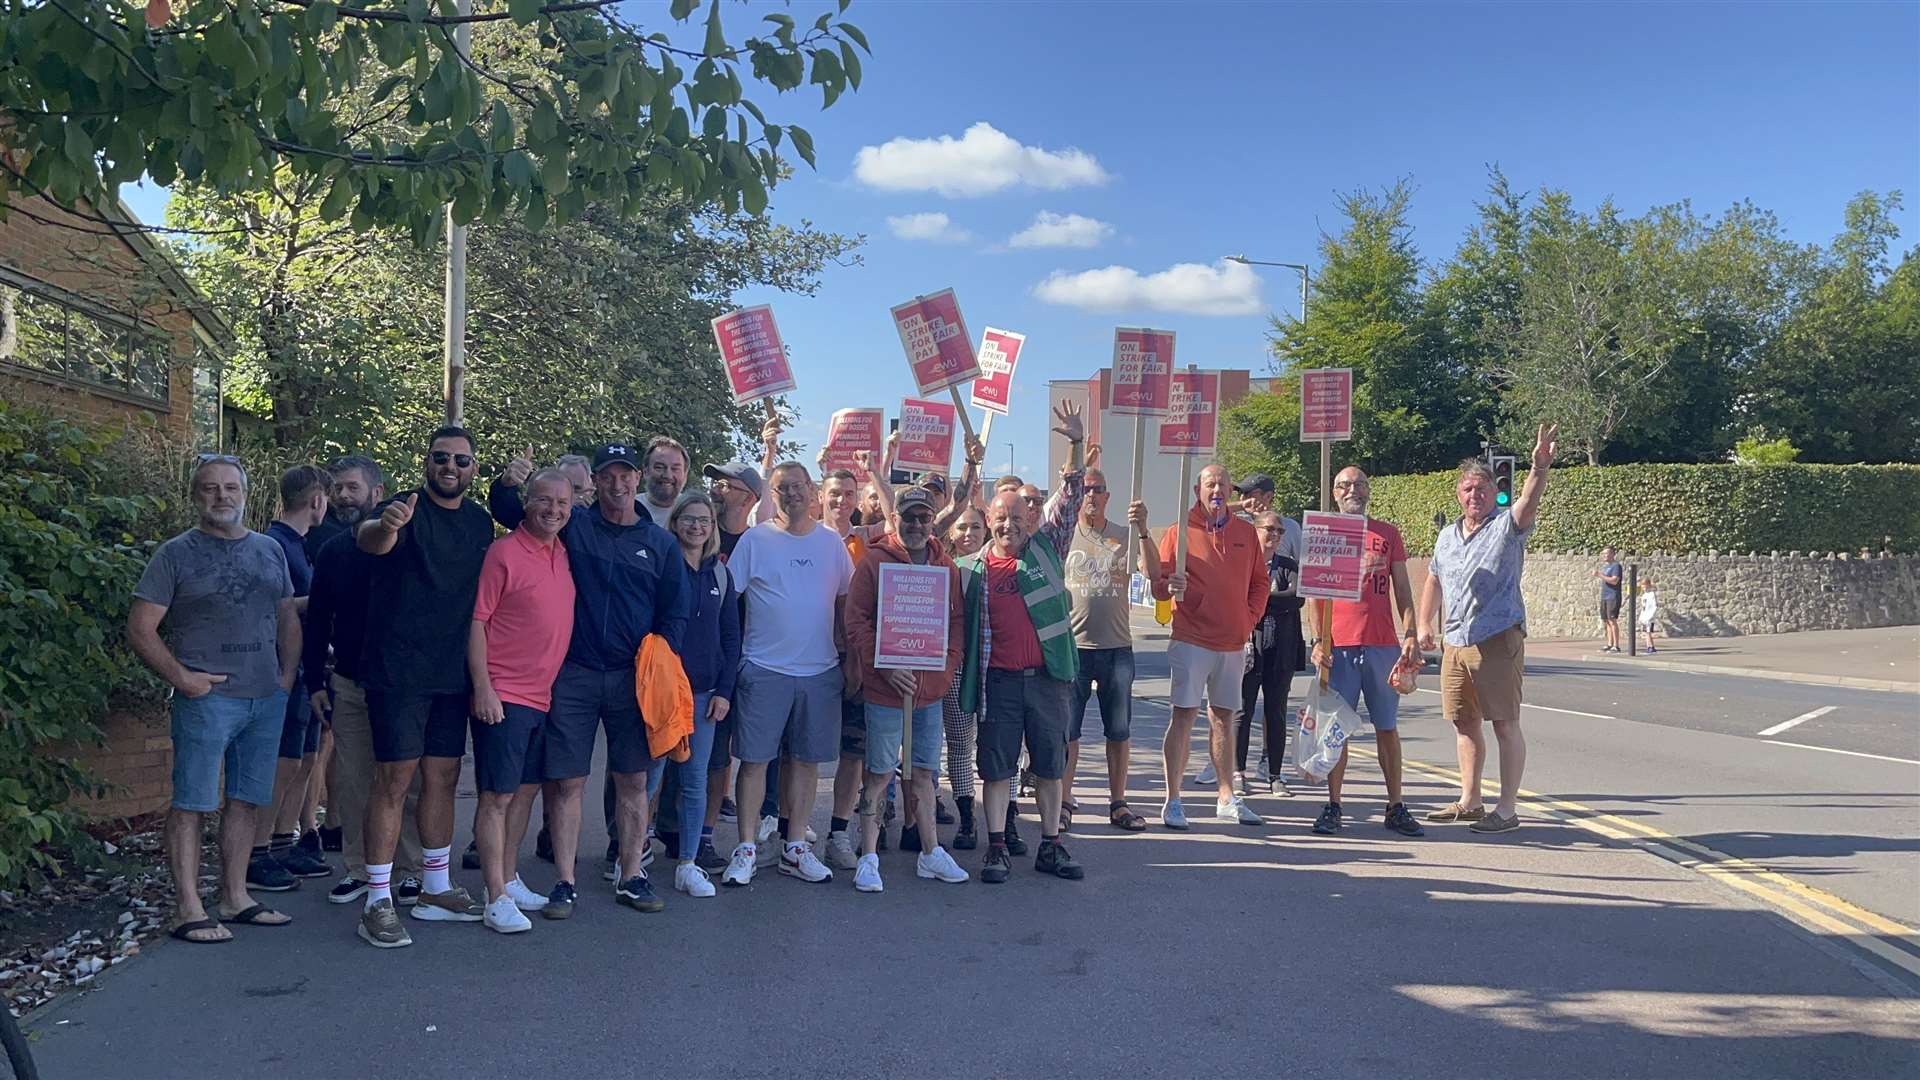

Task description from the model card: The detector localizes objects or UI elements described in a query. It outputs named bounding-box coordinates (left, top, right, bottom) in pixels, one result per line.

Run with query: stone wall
left=67, top=707, right=173, bottom=822
left=1515, top=552, right=1920, bottom=639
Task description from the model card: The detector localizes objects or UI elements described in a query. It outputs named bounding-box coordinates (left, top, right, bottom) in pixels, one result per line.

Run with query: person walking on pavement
left=1637, top=579, right=1660, bottom=653
left=127, top=456, right=301, bottom=943
left=662, top=491, right=740, bottom=898
left=1060, top=468, right=1159, bottom=833
left=353, top=428, right=496, bottom=947
left=467, top=469, right=577, bottom=933
left=1235, top=511, right=1304, bottom=794
left=1150, top=464, right=1270, bottom=830
left=1595, top=547, right=1624, bottom=652
left=305, top=460, right=426, bottom=908
left=1308, top=467, right=1426, bottom=838
left=1418, top=424, right=1559, bottom=834
left=955, top=401, right=1090, bottom=885
left=491, top=443, right=688, bottom=918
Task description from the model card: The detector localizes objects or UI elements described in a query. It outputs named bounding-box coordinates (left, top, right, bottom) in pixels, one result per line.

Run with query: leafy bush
left=1366, top=462, right=1920, bottom=557
left=0, top=403, right=178, bottom=886
left=1732, top=433, right=1802, bottom=465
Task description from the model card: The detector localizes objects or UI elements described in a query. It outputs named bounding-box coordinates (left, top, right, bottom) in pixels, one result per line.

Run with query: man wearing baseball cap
left=490, top=442, right=687, bottom=917
left=703, top=462, right=763, bottom=559
left=1234, top=473, right=1276, bottom=519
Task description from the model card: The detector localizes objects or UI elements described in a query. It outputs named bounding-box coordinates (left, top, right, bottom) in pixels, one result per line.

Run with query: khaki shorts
left=1440, top=626, right=1525, bottom=725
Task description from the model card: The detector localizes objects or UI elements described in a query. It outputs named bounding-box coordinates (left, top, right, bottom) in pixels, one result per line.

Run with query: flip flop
left=1109, top=804, right=1148, bottom=831
left=169, top=918, right=231, bottom=944
left=221, top=903, right=292, bottom=927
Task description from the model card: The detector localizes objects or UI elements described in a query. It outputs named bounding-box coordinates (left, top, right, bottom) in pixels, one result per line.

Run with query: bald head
left=1334, top=465, right=1371, bottom=514
left=987, top=489, right=1030, bottom=556
left=1195, top=463, right=1231, bottom=517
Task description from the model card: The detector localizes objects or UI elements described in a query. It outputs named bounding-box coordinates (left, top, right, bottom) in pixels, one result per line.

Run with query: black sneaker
left=298, top=829, right=323, bottom=856
left=1312, top=802, right=1343, bottom=835
left=1034, top=839, right=1085, bottom=880
left=395, top=876, right=422, bottom=906
left=899, top=824, right=923, bottom=854
left=952, top=822, right=978, bottom=850
left=694, top=840, right=728, bottom=874
left=544, top=880, right=576, bottom=920
left=718, top=797, right=738, bottom=824
left=318, top=825, right=344, bottom=852
left=535, top=826, right=554, bottom=864
left=328, top=876, right=369, bottom=904
left=246, top=852, right=298, bottom=892
left=1003, top=814, right=1027, bottom=856
left=1384, top=803, right=1427, bottom=837
left=615, top=874, right=665, bottom=913
left=461, top=840, right=481, bottom=870
left=935, top=799, right=955, bottom=825
left=980, top=846, right=1012, bottom=885
left=276, top=844, right=332, bottom=879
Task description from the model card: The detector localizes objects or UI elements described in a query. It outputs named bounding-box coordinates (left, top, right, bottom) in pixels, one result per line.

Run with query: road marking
left=1412, top=688, right=1614, bottom=720
left=1758, top=705, right=1837, bottom=737
left=1761, top=740, right=1920, bottom=766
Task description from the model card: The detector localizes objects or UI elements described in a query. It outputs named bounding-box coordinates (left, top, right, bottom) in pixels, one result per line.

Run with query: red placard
left=891, top=289, right=981, bottom=396
left=896, top=398, right=958, bottom=475
left=1300, top=367, right=1353, bottom=442
left=969, top=326, right=1026, bottom=416
left=710, top=305, right=794, bottom=404
left=1158, top=369, right=1220, bottom=456
left=821, top=407, right=884, bottom=477
left=1109, top=327, right=1175, bottom=416
left=874, top=562, right=952, bottom=671
left=1298, top=511, right=1368, bottom=601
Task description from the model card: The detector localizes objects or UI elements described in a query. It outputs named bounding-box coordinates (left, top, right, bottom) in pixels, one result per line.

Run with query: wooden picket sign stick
left=978, top=410, right=995, bottom=455
left=945, top=384, right=978, bottom=447
left=1172, top=451, right=1193, bottom=599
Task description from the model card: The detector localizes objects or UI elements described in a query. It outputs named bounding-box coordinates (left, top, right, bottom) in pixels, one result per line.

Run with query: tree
left=1, top=0, right=869, bottom=240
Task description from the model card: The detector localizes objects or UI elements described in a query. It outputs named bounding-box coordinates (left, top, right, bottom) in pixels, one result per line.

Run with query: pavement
left=22, top=622, right=1920, bottom=1079
left=1527, top=625, right=1920, bottom=692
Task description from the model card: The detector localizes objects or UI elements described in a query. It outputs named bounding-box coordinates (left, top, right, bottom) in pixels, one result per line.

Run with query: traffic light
left=1489, top=455, right=1516, bottom=507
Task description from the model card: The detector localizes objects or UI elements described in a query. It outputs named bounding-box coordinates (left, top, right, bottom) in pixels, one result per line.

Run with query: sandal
left=169, top=917, right=231, bottom=944
left=1109, top=803, right=1148, bottom=832
left=1424, top=803, right=1487, bottom=823
left=221, top=903, right=292, bottom=927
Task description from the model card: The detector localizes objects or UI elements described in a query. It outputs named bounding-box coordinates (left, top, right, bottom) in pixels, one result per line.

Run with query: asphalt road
left=23, top=630, right=1920, bottom=1079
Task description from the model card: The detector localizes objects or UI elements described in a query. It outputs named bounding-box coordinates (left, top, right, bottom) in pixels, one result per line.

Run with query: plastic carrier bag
left=1294, top=679, right=1371, bottom=782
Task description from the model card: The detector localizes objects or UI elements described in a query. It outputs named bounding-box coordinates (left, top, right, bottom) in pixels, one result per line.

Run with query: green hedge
left=1367, top=463, right=1920, bottom=557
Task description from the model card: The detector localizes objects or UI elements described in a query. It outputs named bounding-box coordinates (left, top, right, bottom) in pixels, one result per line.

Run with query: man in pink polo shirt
left=468, top=469, right=577, bottom=933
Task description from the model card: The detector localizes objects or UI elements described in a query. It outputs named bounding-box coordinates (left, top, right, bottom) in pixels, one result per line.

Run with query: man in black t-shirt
left=351, top=426, right=496, bottom=949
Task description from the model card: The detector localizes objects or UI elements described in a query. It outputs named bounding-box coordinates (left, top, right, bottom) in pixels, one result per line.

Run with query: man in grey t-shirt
left=1061, top=467, right=1160, bottom=832
left=128, top=457, right=301, bottom=944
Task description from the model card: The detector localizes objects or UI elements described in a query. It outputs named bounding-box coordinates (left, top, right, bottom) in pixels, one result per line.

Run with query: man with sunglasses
left=352, top=427, right=496, bottom=948
left=703, top=461, right=762, bottom=559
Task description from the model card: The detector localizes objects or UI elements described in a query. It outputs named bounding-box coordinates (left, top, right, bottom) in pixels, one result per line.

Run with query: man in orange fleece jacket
left=1150, top=463, right=1269, bottom=829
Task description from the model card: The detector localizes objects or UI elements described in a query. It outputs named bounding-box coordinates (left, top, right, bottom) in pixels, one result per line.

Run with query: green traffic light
left=1496, top=492, right=1511, bottom=505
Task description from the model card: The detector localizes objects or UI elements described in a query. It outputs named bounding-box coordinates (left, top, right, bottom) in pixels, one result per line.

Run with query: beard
left=428, top=473, right=470, bottom=500
left=201, top=504, right=244, bottom=528
left=331, top=502, right=371, bottom=527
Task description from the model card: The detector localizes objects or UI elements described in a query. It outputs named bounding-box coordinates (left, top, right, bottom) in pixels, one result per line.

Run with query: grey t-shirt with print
left=134, top=529, right=292, bottom=699
left=1429, top=509, right=1531, bottom=648
left=1065, top=519, right=1134, bottom=650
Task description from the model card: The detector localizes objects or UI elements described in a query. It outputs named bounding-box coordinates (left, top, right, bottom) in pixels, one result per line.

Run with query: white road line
left=1412, top=687, right=1614, bottom=720
left=1757, top=705, right=1837, bottom=738
left=1761, top=740, right=1920, bottom=766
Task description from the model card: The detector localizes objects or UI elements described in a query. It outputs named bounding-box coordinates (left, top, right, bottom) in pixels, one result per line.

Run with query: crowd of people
left=128, top=402, right=1558, bottom=948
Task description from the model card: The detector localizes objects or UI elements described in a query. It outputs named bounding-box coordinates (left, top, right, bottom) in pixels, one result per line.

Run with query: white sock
left=422, top=845, right=452, bottom=894
left=365, top=862, right=393, bottom=910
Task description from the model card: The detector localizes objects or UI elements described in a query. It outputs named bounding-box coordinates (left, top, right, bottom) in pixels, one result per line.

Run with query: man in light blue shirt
left=1418, top=424, right=1557, bottom=834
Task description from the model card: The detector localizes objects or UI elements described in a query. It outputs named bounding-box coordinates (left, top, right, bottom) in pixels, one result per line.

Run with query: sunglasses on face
left=1086, top=485, right=1109, bottom=494
left=429, top=451, right=474, bottom=468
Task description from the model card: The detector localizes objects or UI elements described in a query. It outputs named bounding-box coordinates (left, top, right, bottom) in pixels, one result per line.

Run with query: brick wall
left=67, top=706, right=174, bottom=821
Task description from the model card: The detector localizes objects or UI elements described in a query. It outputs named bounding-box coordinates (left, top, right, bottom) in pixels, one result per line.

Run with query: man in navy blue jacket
left=491, top=443, right=688, bottom=918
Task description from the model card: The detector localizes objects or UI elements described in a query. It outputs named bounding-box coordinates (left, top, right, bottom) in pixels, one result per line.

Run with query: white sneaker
left=853, top=852, right=883, bottom=893
left=916, top=845, right=969, bottom=884
left=1163, top=798, right=1189, bottom=830
left=674, top=861, right=716, bottom=898
left=722, top=844, right=756, bottom=887
left=504, top=875, right=548, bottom=912
left=1218, top=796, right=1265, bottom=825
left=779, top=843, right=833, bottom=883
left=824, top=831, right=859, bottom=871
left=756, top=815, right=778, bottom=845
left=483, top=894, right=531, bottom=934
left=1196, top=763, right=1218, bottom=785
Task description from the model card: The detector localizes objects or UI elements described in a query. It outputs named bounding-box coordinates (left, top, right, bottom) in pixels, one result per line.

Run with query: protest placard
left=970, top=327, right=1025, bottom=416
left=710, top=305, right=794, bottom=404
left=891, top=289, right=981, bottom=396
left=1297, top=511, right=1368, bottom=601
left=875, top=562, right=952, bottom=671
left=896, top=398, right=958, bottom=474
left=1301, top=368, right=1354, bottom=442
left=1109, top=327, right=1175, bottom=416
left=821, top=407, right=884, bottom=476
left=1158, top=369, right=1220, bottom=455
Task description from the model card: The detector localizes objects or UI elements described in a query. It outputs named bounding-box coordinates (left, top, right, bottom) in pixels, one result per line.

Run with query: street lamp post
left=1226, top=253, right=1321, bottom=505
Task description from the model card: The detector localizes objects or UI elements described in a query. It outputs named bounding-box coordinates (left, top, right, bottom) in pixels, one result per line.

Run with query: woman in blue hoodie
left=666, top=491, right=740, bottom=898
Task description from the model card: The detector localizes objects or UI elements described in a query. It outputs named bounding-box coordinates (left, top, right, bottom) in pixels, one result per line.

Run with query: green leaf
left=502, top=149, right=537, bottom=188
left=788, top=124, right=815, bottom=167
left=741, top=168, right=767, bottom=216
left=405, top=0, right=429, bottom=24
left=703, top=0, right=728, bottom=57
left=285, top=96, right=308, bottom=132
left=319, top=170, right=353, bottom=221
left=839, top=41, right=862, bottom=90
left=839, top=21, right=871, bottom=53
left=670, top=0, right=698, bottom=19
left=540, top=152, right=570, bottom=195
left=63, top=122, right=93, bottom=173
left=371, top=74, right=408, bottom=105
left=489, top=100, right=515, bottom=149
left=702, top=105, right=726, bottom=139
left=508, top=0, right=543, bottom=26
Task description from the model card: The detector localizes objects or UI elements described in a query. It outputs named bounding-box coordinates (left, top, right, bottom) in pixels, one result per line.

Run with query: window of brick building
left=0, top=283, right=172, bottom=405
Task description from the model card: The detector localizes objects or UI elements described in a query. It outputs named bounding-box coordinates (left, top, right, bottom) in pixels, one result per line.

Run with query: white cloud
left=1031, top=259, right=1266, bottom=317
left=885, top=212, right=972, bottom=244
left=853, top=122, right=1110, bottom=198
left=1008, top=211, right=1112, bottom=249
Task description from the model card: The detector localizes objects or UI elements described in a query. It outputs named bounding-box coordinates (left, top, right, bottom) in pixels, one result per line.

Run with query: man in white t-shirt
left=721, top=462, right=855, bottom=887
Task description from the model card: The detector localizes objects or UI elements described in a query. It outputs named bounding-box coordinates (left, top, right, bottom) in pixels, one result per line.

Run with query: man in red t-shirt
left=1308, top=466, right=1425, bottom=838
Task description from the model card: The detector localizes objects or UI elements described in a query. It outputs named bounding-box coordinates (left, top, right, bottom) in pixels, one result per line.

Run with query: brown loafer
left=1425, top=802, right=1487, bottom=823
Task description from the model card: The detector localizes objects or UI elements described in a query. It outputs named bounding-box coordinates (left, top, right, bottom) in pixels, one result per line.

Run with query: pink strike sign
left=710, top=305, right=795, bottom=405
left=896, top=398, right=958, bottom=475
left=891, top=289, right=981, bottom=396
left=1297, top=511, right=1368, bottom=601
left=1300, top=367, right=1354, bottom=442
left=1158, top=369, right=1220, bottom=456
left=1109, top=327, right=1175, bottom=416
left=874, top=562, right=952, bottom=671
left=969, top=326, right=1026, bottom=416
left=821, top=408, right=884, bottom=477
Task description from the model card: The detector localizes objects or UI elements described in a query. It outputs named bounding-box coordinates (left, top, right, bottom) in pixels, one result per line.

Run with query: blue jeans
left=673, top=693, right=719, bottom=850
left=170, top=690, right=288, bottom=811
left=1071, top=646, right=1135, bottom=742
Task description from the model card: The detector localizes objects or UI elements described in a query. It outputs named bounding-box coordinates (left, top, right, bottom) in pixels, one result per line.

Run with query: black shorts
left=1600, top=596, right=1622, bottom=620
left=978, top=669, right=1071, bottom=782
left=278, top=682, right=322, bottom=760
left=708, top=708, right=736, bottom=773
left=365, top=687, right=468, bottom=763
left=470, top=703, right=547, bottom=794
left=546, top=661, right=654, bottom=779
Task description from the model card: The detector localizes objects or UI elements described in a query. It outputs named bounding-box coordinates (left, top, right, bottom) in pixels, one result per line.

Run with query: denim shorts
left=1329, top=644, right=1403, bottom=732
left=1071, top=646, right=1135, bottom=743
left=864, top=701, right=942, bottom=775
left=170, top=690, right=288, bottom=812
left=277, top=679, right=322, bottom=760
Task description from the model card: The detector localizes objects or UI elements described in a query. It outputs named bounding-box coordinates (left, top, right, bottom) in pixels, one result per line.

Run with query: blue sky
left=120, top=0, right=1920, bottom=476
